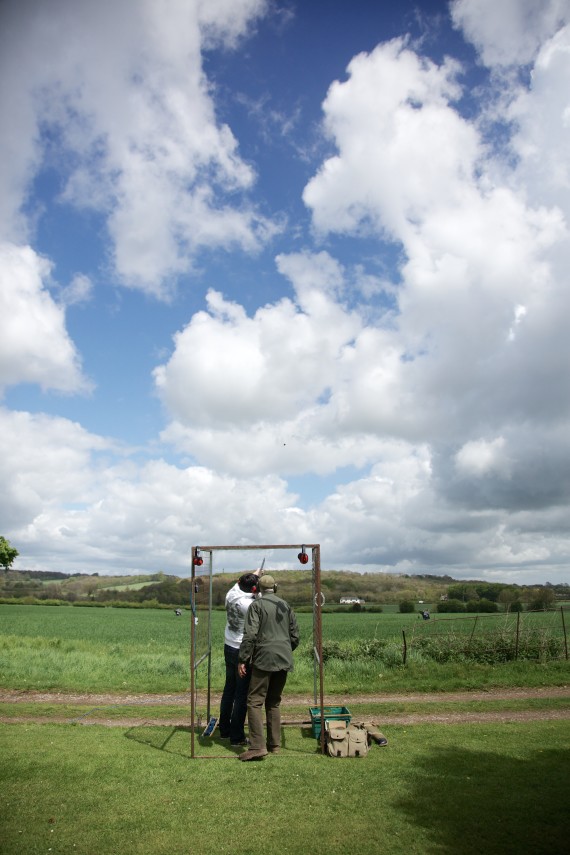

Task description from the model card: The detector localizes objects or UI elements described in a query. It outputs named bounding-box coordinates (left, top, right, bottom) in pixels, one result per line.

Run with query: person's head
left=258, top=574, right=276, bottom=594
left=238, top=572, right=259, bottom=594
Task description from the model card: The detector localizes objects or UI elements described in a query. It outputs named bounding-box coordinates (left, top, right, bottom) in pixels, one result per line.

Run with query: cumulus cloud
left=0, top=0, right=274, bottom=298
left=2, top=0, right=570, bottom=583
left=0, top=406, right=307, bottom=574
left=0, top=243, right=91, bottom=394
left=450, top=0, right=570, bottom=67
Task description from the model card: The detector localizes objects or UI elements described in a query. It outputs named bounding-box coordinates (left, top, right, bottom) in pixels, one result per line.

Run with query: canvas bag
left=325, top=721, right=369, bottom=758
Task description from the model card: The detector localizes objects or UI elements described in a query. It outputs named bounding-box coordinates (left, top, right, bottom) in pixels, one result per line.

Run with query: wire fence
left=403, top=607, right=569, bottom=664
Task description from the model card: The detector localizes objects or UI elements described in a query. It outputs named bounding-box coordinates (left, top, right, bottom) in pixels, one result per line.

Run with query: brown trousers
left=246, top=666, right=288, bottom=750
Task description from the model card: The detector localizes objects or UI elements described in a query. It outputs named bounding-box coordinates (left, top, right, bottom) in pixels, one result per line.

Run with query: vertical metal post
left=515, top=610, right=520, bottom=660
left=206, top=550, right=214, bottom=721
left=402, top=629, right=407, bottom=665
left=190, top=547, right=197, bottom=759
left=312, top=545, right=326, bottom=755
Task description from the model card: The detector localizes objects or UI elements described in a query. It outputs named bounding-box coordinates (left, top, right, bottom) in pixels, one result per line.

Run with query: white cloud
left=451, top=0, right=570, bottom=67
left=59, top=273, right=93, bottom=307
left=507, top=24, right=570, bottom=213
left=2, top=0, right=570, bottom=584
left=455, top=437, right=508, bottom=476
left=303, top=39, right=472, bottom=242
left=0, top=243, right=91, bottom=394
left=154, top=251, right=361, bottom=429
left=0, top=0, right=274, bottom=298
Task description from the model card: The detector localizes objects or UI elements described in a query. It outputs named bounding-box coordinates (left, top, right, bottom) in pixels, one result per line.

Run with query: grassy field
left=1, top=604, right=569, bottom=855
left=0, top=604, right=568, bottom=695
left=0, top=720, right=568, bottom=855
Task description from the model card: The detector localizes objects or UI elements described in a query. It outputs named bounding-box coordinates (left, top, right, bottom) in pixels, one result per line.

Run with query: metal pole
left=312, top=545, right=326, bottom=755
left=206, top=550, right=214, bottom=721
left=402, top=629, right=407, bottom=665
left=515, top=609, right=520, bottom=660
left=190, top=547, right=197, bottom=759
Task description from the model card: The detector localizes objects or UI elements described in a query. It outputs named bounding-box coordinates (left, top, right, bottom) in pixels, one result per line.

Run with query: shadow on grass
left=395, top=746, right=570, bottom=854
left=124, top=724, right=321, bottom=757
left=124, top=724, right=193, bottom=757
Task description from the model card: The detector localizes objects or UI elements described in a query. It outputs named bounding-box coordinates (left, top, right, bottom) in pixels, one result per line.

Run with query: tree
left=0, top=537, right=18, bottom=571
left=498, top=587, right=518, bottom=613
left=529, top=586, right=556, bottom=611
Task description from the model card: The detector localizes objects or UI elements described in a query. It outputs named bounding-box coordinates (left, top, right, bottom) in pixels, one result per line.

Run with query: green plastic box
left=309, top=705, right=351, bottom=739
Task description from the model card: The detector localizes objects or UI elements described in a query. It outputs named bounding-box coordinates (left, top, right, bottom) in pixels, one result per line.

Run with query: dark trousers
left=219, top=644, right=251, bottom=743
left=247, top=666, right=288, bottom=751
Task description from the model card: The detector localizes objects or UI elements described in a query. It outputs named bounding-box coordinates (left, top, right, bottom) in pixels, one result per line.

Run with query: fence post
left=561, top=606, right=568, bottom=661
left=469, top=615, right=478, bottom=645
left=402, top=629, right=407, bottom=665
left=515, top=610, right=520, bottom=661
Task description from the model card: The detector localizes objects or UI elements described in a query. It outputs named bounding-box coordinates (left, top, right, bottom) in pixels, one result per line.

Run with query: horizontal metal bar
left=195, top=544, right=319, bottom=551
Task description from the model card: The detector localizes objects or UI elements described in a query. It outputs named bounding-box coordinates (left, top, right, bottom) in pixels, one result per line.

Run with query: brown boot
left=238, top=748, right=268, bottom=761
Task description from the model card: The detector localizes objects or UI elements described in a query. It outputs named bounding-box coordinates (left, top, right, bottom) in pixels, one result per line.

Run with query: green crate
left=309, top=705, right=351, bottom=739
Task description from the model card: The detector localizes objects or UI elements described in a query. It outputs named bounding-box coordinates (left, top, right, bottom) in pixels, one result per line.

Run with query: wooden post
left=561, top=606, right=568, bottom=661
left=515, top=610, right=520, bottom=661
left=402, top=629, right=407, bottom=665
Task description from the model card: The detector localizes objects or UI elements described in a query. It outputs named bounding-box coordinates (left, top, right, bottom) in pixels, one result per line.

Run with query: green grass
left=1, top=694, right=569, bottom=723
left=0, top=720, right=568, bottom=855
left=1, top=604, right=569, bottom=694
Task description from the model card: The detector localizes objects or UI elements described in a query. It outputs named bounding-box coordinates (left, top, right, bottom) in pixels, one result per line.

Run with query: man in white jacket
left=219, top=569, right=262, bottom=745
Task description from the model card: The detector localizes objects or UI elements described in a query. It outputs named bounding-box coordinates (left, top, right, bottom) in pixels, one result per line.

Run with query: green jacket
left=238, top=592, right=300, bottom=672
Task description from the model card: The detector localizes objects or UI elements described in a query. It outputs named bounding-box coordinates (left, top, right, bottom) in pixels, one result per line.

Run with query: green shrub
left=399, top=600, right=415, bottom=613
left=437, top=599, right=465, bottom=613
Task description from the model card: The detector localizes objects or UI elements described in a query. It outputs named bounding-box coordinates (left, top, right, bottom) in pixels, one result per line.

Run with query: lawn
left=1, top=605, right=569, bottom=855
left=0, top=720, right=568, bottom=855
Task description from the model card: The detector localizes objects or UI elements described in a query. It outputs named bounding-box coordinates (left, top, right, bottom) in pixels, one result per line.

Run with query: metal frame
left=190, top=544, right=325, bottom=758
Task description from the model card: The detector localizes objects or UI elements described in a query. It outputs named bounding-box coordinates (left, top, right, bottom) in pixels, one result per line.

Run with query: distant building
left=340, top=597, right=365, bottom=605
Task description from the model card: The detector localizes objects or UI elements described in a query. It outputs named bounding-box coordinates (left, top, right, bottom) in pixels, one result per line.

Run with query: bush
left=399, top=600, right=415, bottom=613
left=477, top=598, right=499, bottom=613
left=437, top=599, right=465, bottom=613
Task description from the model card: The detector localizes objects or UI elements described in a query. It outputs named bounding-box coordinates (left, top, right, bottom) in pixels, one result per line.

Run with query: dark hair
left=238, top=573, right=258, bottom=593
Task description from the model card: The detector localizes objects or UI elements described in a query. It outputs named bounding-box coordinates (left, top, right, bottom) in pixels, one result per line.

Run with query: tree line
left=1, top=562, right=567, bottom=612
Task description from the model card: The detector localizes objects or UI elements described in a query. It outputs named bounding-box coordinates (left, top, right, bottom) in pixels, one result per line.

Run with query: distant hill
left=1, top=567, right=566, bottom=608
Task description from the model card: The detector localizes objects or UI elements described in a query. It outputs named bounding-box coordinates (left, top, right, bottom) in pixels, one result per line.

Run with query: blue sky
left=1, top=0, right=570, bottom=583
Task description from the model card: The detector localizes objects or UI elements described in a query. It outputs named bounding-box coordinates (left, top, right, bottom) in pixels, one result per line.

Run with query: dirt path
left=2, top=686, right=569, bottom=706
left=1, top=686, right=569, bottom=727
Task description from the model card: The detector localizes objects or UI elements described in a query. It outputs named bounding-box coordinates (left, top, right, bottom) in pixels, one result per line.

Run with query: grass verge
left=1, top=695, right=569, bottom=722
left=1, top=720, right=568, bottom=854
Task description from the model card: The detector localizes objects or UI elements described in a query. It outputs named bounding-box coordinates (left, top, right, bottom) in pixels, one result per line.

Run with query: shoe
left=238, top=749, right=268, bottom=761
left=267, top=747, right=280, bottom=754
left=231, top=738, right=249, bottom=746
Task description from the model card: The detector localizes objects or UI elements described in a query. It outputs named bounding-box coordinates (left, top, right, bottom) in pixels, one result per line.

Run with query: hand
left=237, top=663, right=247, bottom=678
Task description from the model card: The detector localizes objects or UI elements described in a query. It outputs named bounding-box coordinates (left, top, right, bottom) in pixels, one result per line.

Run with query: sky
left=1, top=0, right=570, bottom=584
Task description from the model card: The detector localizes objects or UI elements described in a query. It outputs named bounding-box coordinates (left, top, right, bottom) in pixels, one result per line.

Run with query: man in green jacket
left=237, top=575, right=300, bottom=761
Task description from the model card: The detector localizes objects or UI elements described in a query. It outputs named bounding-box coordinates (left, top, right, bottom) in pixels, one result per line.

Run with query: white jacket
left=224, top=582, right=256, bottom=648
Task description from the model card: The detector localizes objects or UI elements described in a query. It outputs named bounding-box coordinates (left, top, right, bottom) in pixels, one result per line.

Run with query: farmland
left=0, top=604, right=568, bottom=695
